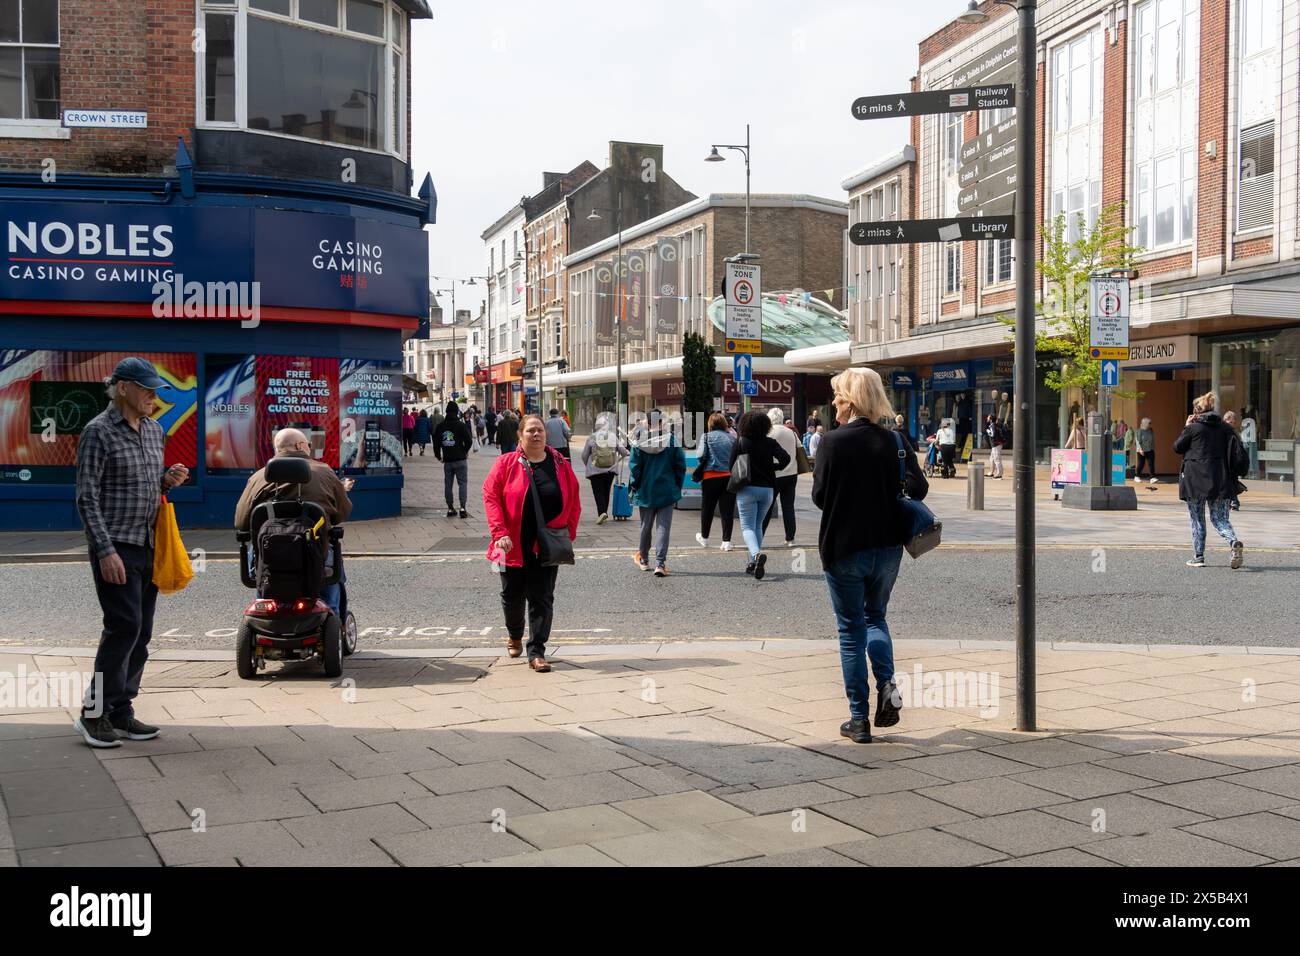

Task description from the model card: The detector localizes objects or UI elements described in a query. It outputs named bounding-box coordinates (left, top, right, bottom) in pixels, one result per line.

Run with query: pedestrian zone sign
left=1089, top=275, right=1130, bottom=356
left=724, top=261, right=761, bottom=354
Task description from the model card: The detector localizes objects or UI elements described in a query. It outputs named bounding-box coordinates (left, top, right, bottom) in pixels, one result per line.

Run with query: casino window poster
left=339, top=359, right=402, bottom=474
left=204, top=354, right=340, bottom=473
left=0, top=350, right=198, bottom=484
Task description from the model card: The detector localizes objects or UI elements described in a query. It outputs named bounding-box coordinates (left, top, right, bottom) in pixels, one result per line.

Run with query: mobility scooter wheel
left=342, top=610, right=358, bottom=657
left=322, top=614, right=343, bottom=678
left=236, top=623, right=258, bottom=680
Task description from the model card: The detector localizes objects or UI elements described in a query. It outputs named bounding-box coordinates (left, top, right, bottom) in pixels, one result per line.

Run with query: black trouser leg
left=86, top=542, right=157, bottom=722
left=523, top=556, right=558, bottom=659
left=700, top=476, right=724, bottom=538
left=772, top=475, right=797, bottom=541
left=589, top=473, right=614, bottom=515
left=500, top=564, right=528, bottom=640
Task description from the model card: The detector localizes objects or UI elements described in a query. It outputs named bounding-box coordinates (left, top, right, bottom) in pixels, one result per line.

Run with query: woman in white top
left=762, top=408, right=802, bottom=547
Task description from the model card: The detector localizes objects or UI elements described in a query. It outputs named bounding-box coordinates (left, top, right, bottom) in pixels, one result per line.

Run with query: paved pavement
left=3, top=440, right=1298, bottom=560
left=4, top=546, right=1297, bottom=651
left=5, top=640, right=1300, bottom=867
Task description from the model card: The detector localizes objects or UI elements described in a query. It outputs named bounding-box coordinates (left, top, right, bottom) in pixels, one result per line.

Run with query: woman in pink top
left=402, top=408, right=416, bottom=456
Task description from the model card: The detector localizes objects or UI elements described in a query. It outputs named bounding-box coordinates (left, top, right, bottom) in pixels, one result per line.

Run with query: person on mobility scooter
left=233, top=429, right=357, bottom=679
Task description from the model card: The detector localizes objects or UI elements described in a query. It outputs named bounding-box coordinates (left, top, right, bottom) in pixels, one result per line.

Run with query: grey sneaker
left=110, top=716, right=160, bottom=741
left=1230, top=541, right=1244, bottom=570
left=74, top=714, right=122, bottom=749
left=840, top=719, right=872, bottom=744
left=1186, top=557, right=1206, bottom=568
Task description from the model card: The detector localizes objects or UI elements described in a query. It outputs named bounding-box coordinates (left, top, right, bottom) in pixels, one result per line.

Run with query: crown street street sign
left=850, top=216, right=1015, bottom=245
left=851, top=84, right=1014, bottom=120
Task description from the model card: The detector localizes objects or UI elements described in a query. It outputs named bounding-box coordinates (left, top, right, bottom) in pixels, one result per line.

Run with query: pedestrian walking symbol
left=732, top=354, right=752, bottom=383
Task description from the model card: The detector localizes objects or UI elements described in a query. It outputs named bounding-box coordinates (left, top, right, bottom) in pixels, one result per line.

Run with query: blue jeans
left=736, top=485, right=774, bottom=559
left=823, top=545, right=903, bottom=721
left=1186, top=498, right=1236, bottom=559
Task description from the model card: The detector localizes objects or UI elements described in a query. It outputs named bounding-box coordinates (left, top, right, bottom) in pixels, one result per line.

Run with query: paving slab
left=20, top=836, right=160, bottom=867
left=716, top=847, right=864, bottom=867
left=400, top=787, right=545, bottom=830
left=150, top=821, right=302, bottom=866
left=1091, top=751, right=1234, bottom=784
left=9, top=805, right=144, bottom=850
left=593, top=827, right=759, bottom=867
left=1182, top=812, right=1300, bottom=860
left=467, top=845, right=623, bottom=867
left=1224, top=764, right=1300, bottom=800
left=940, top=809, right=1114, bottom=857
left=817, top=791, right=976, bottom=837
left=0, top=765, right=126, bottom=817
left=831, top=829, right=1007, bottom=867
left=715, top=782, right=854, bottom=815
left=1135, top=778, right=1295, bottom=817
left=511, top=770, right=653, bottom=811
left=297, top=774, right=432, bottom=812
left=1009, top=763, right=1164, bottom=800
left=1038, top=792, right=1211, bottom=836
left=281, top=804, right=427, bottom=849
left=918, top=777, right=1069, bottom=816
left=507, top=804, right=650, bottom=849
left=1081, top=828, right=1271, bottom=867
left=984, top=848, right=1119, bottom=866
left=376, top=822, right=533, bottom=866
left=706, top=810, right=868, bottom=854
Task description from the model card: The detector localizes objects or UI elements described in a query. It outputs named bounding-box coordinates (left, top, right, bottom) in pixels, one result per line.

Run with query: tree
left=1001, top=203, right=1142, bottom=414
left=681, top=331, right=716, bottom=416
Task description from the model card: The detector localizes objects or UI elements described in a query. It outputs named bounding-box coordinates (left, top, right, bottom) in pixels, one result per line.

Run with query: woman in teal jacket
left=628, top=412, right=686, bottom=577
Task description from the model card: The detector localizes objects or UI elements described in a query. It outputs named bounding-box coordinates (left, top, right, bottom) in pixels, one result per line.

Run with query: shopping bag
left=152, top=495, right=194, bottom=594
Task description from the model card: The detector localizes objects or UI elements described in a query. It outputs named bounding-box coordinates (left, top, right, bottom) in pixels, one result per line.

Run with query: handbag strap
left=892, top=430, right=909, bottom=491
left=521, top=455, right=550, bottom=533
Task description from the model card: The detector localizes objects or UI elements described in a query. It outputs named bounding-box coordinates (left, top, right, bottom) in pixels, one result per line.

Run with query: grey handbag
left=727, top=452, right=752, bottom=493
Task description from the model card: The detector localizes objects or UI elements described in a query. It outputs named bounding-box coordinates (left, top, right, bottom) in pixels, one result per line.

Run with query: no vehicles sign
left=1089, top=275, right=1129, bottom=356
left=724, top=261, right=761, bottom=353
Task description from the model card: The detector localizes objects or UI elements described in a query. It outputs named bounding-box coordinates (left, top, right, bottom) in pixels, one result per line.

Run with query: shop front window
left=1200, top=329, right=1299, bottom=482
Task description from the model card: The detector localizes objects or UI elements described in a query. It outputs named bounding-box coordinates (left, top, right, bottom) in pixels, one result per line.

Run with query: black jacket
left=433, top=409, right=473, bottom=462
left=736, top=434, right=790, bottom=489
left=812, top=418, right=928, bottom=566
left=495, top=416, right=518, bottom=446
left=1174, top=413, right=1246, bottom=501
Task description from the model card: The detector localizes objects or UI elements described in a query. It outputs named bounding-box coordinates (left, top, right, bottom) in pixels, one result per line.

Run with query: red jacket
left=483, top=447, right=581, bottom=567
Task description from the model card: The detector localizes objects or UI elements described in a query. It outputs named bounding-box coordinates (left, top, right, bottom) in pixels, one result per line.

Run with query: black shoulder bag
left=524, top=459, right=574, bottom=566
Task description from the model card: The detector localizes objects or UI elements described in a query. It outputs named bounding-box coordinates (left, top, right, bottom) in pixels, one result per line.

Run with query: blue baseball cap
left=109, top=357, right=167, bottom=390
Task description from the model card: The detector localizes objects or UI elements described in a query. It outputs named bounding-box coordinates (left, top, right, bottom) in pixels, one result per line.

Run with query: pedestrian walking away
left=483, top=415, right=581, bottom=671
left=732, top=410, right=790, bottom=580
left=760, top=407, right=801, bottom=547
left=694, top=412, right=737, bottom=552
left=812, top=367, right=928, bottom=744
left=485, top=407, right=498, bottom=446
left=413, top=408, right=431, bottom=455
left=628, top=411, right=686, bottom=576
left=234, top=428, right=354, bottom=615
left=401, top=407, right=416, bottom=456
left=73, top=357, right=191, bottom=748
left=1134, top=417, right=1157, bottom=483
left=1223, top=410, right=1243, bottom=511
left=433, top=401, right=473, bottom=517
left=808, top=424, right=823, bottom=463
left=1175, top=391, right=1247, bottom=569
left=496, top=409, right=520, bottom=455
left=936, top=417, right=958, bottom=478
left=984, top=414, right=1005, bottom=479
left=545, top=407, right=572, bottom=461
left=580, top=413, right=628, bottom=523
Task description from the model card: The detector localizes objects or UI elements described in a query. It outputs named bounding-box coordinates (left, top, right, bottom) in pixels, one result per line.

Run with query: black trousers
left=486, top=422, right=497, bottom=443
left=1136, top=450, right=1156, bottom=478
left=86, top=542, right=157, bottom=722
left=940, top=443, right=957, bottom=477
left=700, top=475, right=735, bottom=541
left=500, top=552, right=559, bottom=660
left=402, top=429, right=414, bottom=454
left=761, top=475, right=798, bottom=540
left=588, top=472, right=615, bottom=516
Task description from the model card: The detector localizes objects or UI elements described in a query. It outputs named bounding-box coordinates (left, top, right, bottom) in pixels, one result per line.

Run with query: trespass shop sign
left=1, top=202, right=428, bottom=318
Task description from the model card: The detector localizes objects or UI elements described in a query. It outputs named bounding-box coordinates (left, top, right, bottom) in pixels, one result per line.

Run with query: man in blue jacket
left=628, top=409, right=686, bottom=577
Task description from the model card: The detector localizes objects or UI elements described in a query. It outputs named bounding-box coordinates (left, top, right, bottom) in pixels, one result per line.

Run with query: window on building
left=1237, top=0, right=1278, bottom=232
left=510, top=265, right=521, bottom=304
left=1050, top=28, right=1103, bottom=244
left=944, top=243, right=961, bottom=295
left=1132, top=0, right=1199, bottom=250
left=553, top=316, right=561, bottom=357
left=984, top=238, right=1012, bottom=284
left=0, top=0, right=60, bottom=122
left=942, top=110, right=964, bottom=217
left=199, top=0, right=408, bottom=156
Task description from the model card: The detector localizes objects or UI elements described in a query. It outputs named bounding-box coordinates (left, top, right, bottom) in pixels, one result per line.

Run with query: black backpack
left=256, top=509, right=328, bottom=601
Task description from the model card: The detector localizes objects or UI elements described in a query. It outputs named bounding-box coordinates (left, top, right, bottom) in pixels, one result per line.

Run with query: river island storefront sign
left=1, top=202, right=428, bottom=317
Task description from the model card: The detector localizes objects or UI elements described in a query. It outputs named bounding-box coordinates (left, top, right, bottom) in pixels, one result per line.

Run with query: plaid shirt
left=75, top=405, right=167, bottom=559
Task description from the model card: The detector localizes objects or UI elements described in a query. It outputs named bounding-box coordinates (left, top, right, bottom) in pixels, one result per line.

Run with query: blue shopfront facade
left=0, top=176, right=431, bottom=531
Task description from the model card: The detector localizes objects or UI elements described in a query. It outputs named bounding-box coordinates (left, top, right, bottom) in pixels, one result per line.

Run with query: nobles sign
left=1, top=202, right=428, bottom=318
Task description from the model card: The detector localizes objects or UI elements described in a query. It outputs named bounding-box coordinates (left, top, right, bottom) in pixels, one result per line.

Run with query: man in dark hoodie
left=433, top=401, right=474, bottom=517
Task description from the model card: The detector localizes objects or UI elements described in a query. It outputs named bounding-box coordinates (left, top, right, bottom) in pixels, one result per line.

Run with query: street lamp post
left=432, top=275, right=487, bottom=408
left=587, top=195, right=624, bottom=429
left=960, top=0, right=1037, bottom=731
left=706, top=125, right=755, bottom=412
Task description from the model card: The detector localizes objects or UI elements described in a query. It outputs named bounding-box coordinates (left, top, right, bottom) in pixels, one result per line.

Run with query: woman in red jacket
left=483, top=414, right=581, bottom=671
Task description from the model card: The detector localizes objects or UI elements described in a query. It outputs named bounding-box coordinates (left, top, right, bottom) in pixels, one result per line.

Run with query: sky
left=410, top=1, right=958, bottom=317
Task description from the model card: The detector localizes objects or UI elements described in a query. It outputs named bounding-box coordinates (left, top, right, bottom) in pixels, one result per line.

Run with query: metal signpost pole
left=615, top=192, right=624, bottom=434
left=1012, top=0, right=1038, bottom=731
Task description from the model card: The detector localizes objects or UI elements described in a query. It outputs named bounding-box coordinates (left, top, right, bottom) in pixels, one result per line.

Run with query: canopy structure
left=706, top=292, right=849, bottom=356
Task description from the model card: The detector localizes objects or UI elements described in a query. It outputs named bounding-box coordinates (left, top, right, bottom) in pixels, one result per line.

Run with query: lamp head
left=587, top=209, right=601, bottom=221
left=958, top=0, right=990, bottom=23
left=704, top=147, right=724, bottom=163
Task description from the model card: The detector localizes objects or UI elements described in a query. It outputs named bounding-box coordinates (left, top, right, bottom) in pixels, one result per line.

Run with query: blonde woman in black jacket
left=1174, top=391, right=1245, bottom=569
left=812, top=367, right=928, bottom=745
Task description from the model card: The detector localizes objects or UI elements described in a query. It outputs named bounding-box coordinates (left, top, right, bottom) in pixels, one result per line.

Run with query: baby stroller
left=234, top=456, right=357, bottom=679
left=923, top=434, right=940, bottom=477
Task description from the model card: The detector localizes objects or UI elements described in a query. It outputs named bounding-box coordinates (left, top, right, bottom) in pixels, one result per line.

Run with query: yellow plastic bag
left=152, top=495, right=194, bottom=594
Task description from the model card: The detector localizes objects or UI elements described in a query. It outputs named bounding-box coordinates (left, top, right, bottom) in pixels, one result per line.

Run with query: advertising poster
left=654, top=237, right=681, bottom=335
left=339, top=359, right=402, bottom=474
left=255, top=355, right=339, bottom=469
left=204, top=354, right=259, bottom=473
left=623, top=249, right=647, bottom=340
left=1050, top=448, right=1083, bottom=486
left=594, top=260, right=615, bottom=346
left=0, top=349, right=197, bottom=484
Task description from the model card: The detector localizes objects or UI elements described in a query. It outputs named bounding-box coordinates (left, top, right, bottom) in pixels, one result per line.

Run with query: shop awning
left=402, top=374, right=428, bottom=394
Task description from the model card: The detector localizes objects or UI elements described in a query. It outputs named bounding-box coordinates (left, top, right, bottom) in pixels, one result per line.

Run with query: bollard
left=967, top=462, right=985, bottom=510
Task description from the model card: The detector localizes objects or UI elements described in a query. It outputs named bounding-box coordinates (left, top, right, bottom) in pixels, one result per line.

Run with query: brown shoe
left=506, top=639, right=523, bottom=658
left=529, top=657, right=552, bottom=673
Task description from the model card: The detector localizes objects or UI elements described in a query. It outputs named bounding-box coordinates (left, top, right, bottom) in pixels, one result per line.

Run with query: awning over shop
left=401, top=374, right=428, bottom=394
